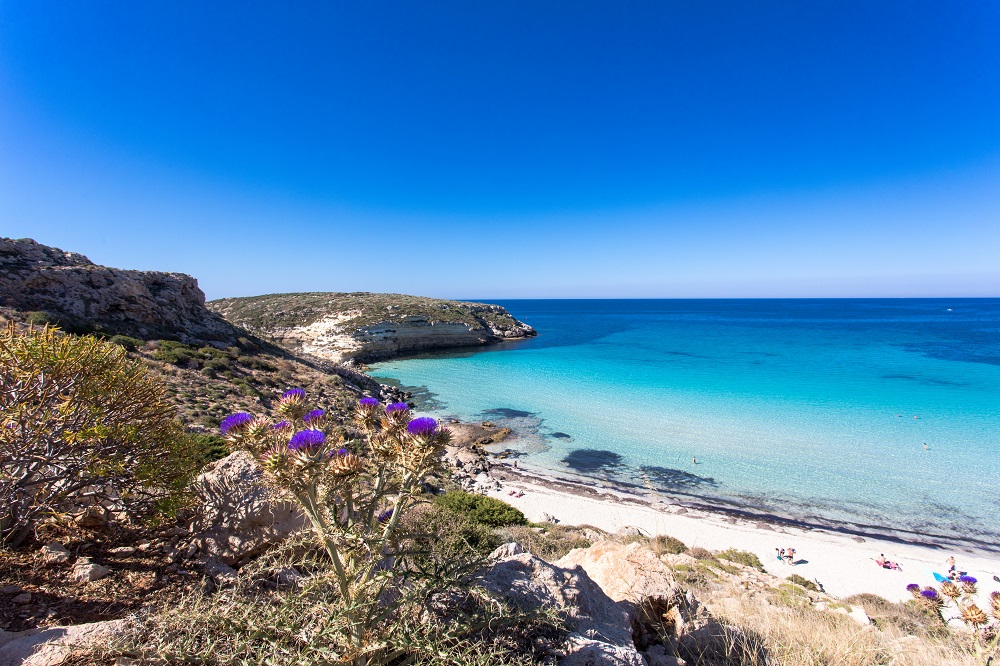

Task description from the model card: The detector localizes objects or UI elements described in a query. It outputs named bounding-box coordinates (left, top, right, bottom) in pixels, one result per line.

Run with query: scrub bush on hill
left=0, top=323, right=197, bottom=546
left=434, top=490, right=528, bottom=528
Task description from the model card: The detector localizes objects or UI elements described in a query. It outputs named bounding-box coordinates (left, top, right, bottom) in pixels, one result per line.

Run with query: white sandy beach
left=485, top=462, right=1000, bottom=607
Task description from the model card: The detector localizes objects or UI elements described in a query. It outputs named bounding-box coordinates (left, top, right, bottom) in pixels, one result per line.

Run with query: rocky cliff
left=208, top=291, right=536, bottom=362
left=0, top=238, right=239, bottom=343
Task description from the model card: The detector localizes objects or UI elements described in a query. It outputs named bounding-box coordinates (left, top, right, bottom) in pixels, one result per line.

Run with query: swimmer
left=923, top=443, right=928, bottom=451
left=692, top=456, right=698, bottom=465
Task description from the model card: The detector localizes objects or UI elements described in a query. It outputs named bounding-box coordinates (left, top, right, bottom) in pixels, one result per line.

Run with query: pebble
left=0, top=585, right=23, bottom=594
left=12, top=592, right=32, bottom=604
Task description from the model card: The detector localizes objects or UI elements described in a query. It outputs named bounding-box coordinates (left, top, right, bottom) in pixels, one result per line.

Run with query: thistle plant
left=220, top=390, right=451, bottom=665
left=907, top=577, right=1000, bottom=663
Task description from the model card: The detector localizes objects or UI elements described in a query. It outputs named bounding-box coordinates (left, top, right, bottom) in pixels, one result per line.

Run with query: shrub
left=109, top=334, right=142, bottom=351
left=434, top=491, right=528, bottom=528
left=499, top=524, right=592, bottom=560
left=687, top=546, right=714, bottom=560
left=649, top=534, right=687, bottom=555
left=153, top=340, right=199, bottom=366
left=786, top=574, right=819, bottom=591
left=0, top=324, right=194, bottom=546
left=718, top=547, right=765, bottom=572
left=23, top=311, right=55, bottom=327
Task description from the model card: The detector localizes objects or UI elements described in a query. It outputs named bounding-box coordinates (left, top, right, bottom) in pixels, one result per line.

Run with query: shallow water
left=370, top=299, right=1000, bottom=548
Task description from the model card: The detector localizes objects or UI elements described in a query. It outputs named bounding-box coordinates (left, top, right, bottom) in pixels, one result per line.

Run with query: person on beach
left=776, top=547, right=785, bottom=563
left=784, top=547, right=796, bottom=565
left=875, top=554, right=887, bottom=568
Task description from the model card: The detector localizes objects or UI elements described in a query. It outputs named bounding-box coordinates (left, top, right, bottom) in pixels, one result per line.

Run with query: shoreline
left=480, top=456, right=1000, bottom=605
left=488, top=457, right=1000, bottom=556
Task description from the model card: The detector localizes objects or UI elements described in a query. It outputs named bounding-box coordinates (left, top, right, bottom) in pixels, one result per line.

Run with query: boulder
left=70, top=558, right=111, bottom=583
left=489, top=542, right=525, bottom=559
left=558, top=541, right=748, bottom=665
left=557, top=540, right=679, bottom=604
left=192, top=451, right=309, bottom=565
left=74, top=506, right=110, bottom=528
left=480, top=553, right=633, bottom=648
left=559, top=635, right=647, bottom=666
left=39, top=542, right=70, bottom=565
left=0, top=620, right=122, bottom=666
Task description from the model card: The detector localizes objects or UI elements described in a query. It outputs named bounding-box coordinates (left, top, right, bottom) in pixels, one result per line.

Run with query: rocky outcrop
left=558, top=541, right=765, bottom=666
left=208, top=292, right=536, bottom=362
left=192, top=451, right=309, bottom=565
left=0, top=237, right=239, bottom=343
left=479, top=551, right=643, bottom=663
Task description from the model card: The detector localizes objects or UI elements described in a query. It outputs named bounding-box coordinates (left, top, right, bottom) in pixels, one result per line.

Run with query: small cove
left=370, top=298, right=1000, bottom=550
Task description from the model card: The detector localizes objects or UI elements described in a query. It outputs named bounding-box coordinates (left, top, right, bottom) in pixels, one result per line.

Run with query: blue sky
left=2, top=1, right=998, bottom=299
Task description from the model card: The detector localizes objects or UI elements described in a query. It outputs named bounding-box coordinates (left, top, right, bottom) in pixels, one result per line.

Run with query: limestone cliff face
left=0, top=238, right=239, bottom=343
left=208, top=292, right=536, bottom=363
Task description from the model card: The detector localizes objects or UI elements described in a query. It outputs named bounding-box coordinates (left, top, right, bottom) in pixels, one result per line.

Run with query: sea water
left=369, top=300, right=1000, bottom=549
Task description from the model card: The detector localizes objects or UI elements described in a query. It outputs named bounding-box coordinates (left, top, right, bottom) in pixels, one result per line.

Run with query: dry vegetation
left=208, top=291, right=525, bottom=334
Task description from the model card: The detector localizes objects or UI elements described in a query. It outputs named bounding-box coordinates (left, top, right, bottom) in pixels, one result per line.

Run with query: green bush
left=649, top=534, right=687, bottom=555
left=786, top=574, right=819, bottom=591
left=434, top=491, right=527, bottom=528
left=109, top=334, right=143, bottom=351
left=718, top=548, right=765, bottom=572
left=23, top=311, right=56, bottom=327
left=0, top=324, right=196, bottom=545
left=154, top=340, right=199, bottom=366
left=185, top=433, right=231, bottom=467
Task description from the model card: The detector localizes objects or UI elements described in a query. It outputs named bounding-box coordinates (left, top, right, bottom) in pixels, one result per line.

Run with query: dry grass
left=703, top=582, right=978, bottom=666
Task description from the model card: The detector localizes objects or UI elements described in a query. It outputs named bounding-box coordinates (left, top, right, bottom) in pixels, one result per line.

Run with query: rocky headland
left=0, top=238, right=238, bottom=344
left=208, top=291, right=536, bottom=363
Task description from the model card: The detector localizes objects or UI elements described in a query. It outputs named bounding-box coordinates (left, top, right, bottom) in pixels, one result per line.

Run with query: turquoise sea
left=370, top=300, right=1000, bottom=550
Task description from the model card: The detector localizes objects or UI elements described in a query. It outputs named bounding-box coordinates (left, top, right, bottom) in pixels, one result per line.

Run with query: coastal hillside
left=0, top=237, right=238, bottom=344
left=0, top=238, right=389, bottom=429
left=208, top=291, right=536, bottom=362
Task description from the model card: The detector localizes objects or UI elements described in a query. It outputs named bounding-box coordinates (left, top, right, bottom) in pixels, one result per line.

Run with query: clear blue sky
left=2, top=1, right=998, bottom=299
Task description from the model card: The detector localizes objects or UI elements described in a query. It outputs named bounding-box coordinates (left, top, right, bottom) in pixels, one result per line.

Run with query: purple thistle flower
left=920, top=589, right=939, bottom=599
left=288, top=429, right=326, bottom=451
left=385, top=402, right=410, bottom=413
left=960, top=575, right=977, bottom=584
left=220, top=412, right=253, bottom=434
left=406, top=417, right=439, bottom=437
left=303, top=409, right=326, bottom=424
left=377, top=509, right=394, bottom=523
left=282, top=388, right=306, bottom=399
left=337, top=447, right=348, bottom=455
left=272, top=420, right=291, bottom=430
left=359, top=396, right=379, bottom=407
left=906, top=584, right=920, bottom=592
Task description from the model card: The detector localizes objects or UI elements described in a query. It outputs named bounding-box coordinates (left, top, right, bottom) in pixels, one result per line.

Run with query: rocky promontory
left=0, top=238, right=239, bottom=343
left=208, top=291, right=536, bottom=363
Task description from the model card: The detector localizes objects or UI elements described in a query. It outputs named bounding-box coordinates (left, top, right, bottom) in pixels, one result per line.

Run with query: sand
left=484, top=461, right=1000, bottom=606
